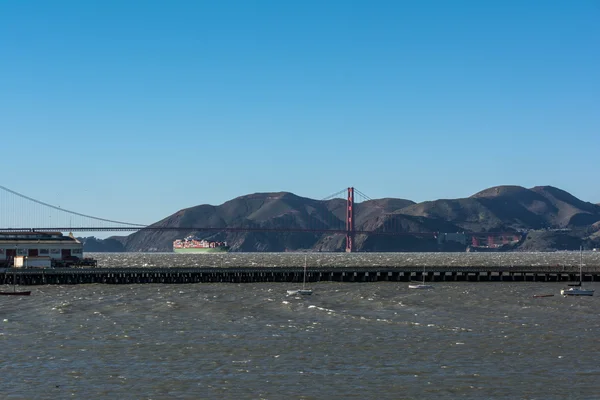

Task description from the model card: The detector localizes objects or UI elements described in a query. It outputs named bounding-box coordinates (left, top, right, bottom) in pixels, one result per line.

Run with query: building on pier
left=0, top=231, right=84, bottom=267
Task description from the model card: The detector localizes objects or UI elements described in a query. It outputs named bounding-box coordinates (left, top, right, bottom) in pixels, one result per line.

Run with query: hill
left=79, top=236, right=126, bottom=252
left=399, top=185, right=600, bottom=232
left=84, top=186, right=600, bottom=253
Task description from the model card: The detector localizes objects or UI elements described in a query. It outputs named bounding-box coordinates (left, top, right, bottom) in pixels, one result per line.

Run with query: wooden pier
left=2, top=265, right=600, bottom=286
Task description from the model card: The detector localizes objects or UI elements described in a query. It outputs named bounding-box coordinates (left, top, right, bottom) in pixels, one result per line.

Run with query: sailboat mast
left=580, top=245, right=583, bottom=283
left=13, top=245, right=16, bottom=292
left=303, top=255, right=307, bottom=289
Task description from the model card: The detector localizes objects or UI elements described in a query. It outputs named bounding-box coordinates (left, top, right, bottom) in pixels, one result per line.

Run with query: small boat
left=0, top=290, right=31, bottom=296
left=561, top=247, right=594, bottom=297
left=287, top=255, right=312, bottom=296
left=286, top=289, right=313, bottom=296
left=561, top=287, right=594, bottom=296
left=1, top=267, right=31, bottom=296
left=409, top=266, right=433, bottom=289
left=533, top=294, right=554, bottom=298
left=408, top=284, right=434, bottom=290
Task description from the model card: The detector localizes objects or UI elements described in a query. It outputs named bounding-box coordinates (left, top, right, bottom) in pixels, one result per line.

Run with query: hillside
left=79, top=236, right=126, bottom=252
left=84, top=186, right=600, bottom=253
left=399, top=185, right=600, bottom=232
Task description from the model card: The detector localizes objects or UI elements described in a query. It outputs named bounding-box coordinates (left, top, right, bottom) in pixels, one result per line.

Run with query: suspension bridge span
left=0, top=185, right=521, bottom=252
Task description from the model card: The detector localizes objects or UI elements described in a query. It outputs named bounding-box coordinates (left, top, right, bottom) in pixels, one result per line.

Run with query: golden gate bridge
left=0, top=185, right=521, bottom=252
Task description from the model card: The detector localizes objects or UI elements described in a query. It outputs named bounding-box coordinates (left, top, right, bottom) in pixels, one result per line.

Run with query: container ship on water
left=173, top=236, right=230, bottom=253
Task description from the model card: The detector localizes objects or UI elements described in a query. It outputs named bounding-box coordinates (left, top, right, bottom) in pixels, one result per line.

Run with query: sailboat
left=1, top=265, right=31, bottom=296
left=561, top=247, right=594, bottom=296
left=409, top=266, right=434, bottom=289
left=287, top=255, right=312, bottom=295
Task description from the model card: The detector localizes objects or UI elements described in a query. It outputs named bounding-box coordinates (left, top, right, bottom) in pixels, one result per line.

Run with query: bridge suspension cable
left=354, top=188, right=372, bottom=201
left=321, top=188, right=351, bottom=201
left=321, top=188, right=372, bottom=203
left=0, top=185, right=147, bottom=227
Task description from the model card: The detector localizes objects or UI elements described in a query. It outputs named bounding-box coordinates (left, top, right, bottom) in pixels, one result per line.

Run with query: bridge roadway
left=2, top=265, right=599, bottom=286
left=3, top=226, right=440, bottom=235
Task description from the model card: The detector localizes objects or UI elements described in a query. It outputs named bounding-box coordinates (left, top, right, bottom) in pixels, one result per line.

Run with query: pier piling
left=1, top=265, right=599, bottom=286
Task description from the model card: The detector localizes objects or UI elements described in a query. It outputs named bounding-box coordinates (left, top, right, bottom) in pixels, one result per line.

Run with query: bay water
left=2, top=252, right=599, bottom=399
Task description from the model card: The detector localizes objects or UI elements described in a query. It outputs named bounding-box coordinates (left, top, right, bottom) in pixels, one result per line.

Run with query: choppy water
left=2, top=253, right=600, bottom=399
left=92, top=251, right=600, bottom=268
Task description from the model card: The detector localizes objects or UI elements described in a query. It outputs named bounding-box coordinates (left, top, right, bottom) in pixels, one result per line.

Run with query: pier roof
left=0, top=232, right=80, bottom=244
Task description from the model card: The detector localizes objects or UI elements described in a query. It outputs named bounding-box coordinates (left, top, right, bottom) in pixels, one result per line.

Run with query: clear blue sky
left=1, top=0, right=599, bottom=226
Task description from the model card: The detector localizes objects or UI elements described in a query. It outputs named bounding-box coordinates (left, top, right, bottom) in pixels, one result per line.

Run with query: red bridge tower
left=345, top=187, right=354, bottom=253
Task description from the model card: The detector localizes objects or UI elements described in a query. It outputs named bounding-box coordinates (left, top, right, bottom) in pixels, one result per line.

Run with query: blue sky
left=1, top=0, right=599, bottom=226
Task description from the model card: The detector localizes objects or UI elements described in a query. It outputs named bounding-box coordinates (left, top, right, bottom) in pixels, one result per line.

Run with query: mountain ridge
left=85, top=185, right=600, bottom=252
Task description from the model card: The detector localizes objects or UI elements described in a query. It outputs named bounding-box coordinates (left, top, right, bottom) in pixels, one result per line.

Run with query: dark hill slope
left=116, top=186, right=600, bottom=252
left=397, top=197, right=508, bottom=232
left=518, top=230, right=585, bottom=252
left=397, top=185, right=600, bottom=232
left=529, top=186, right=600, bottom=227
left=125, top=192, right=350, bottom=252
left=80, top=236, right=126, bottom=252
